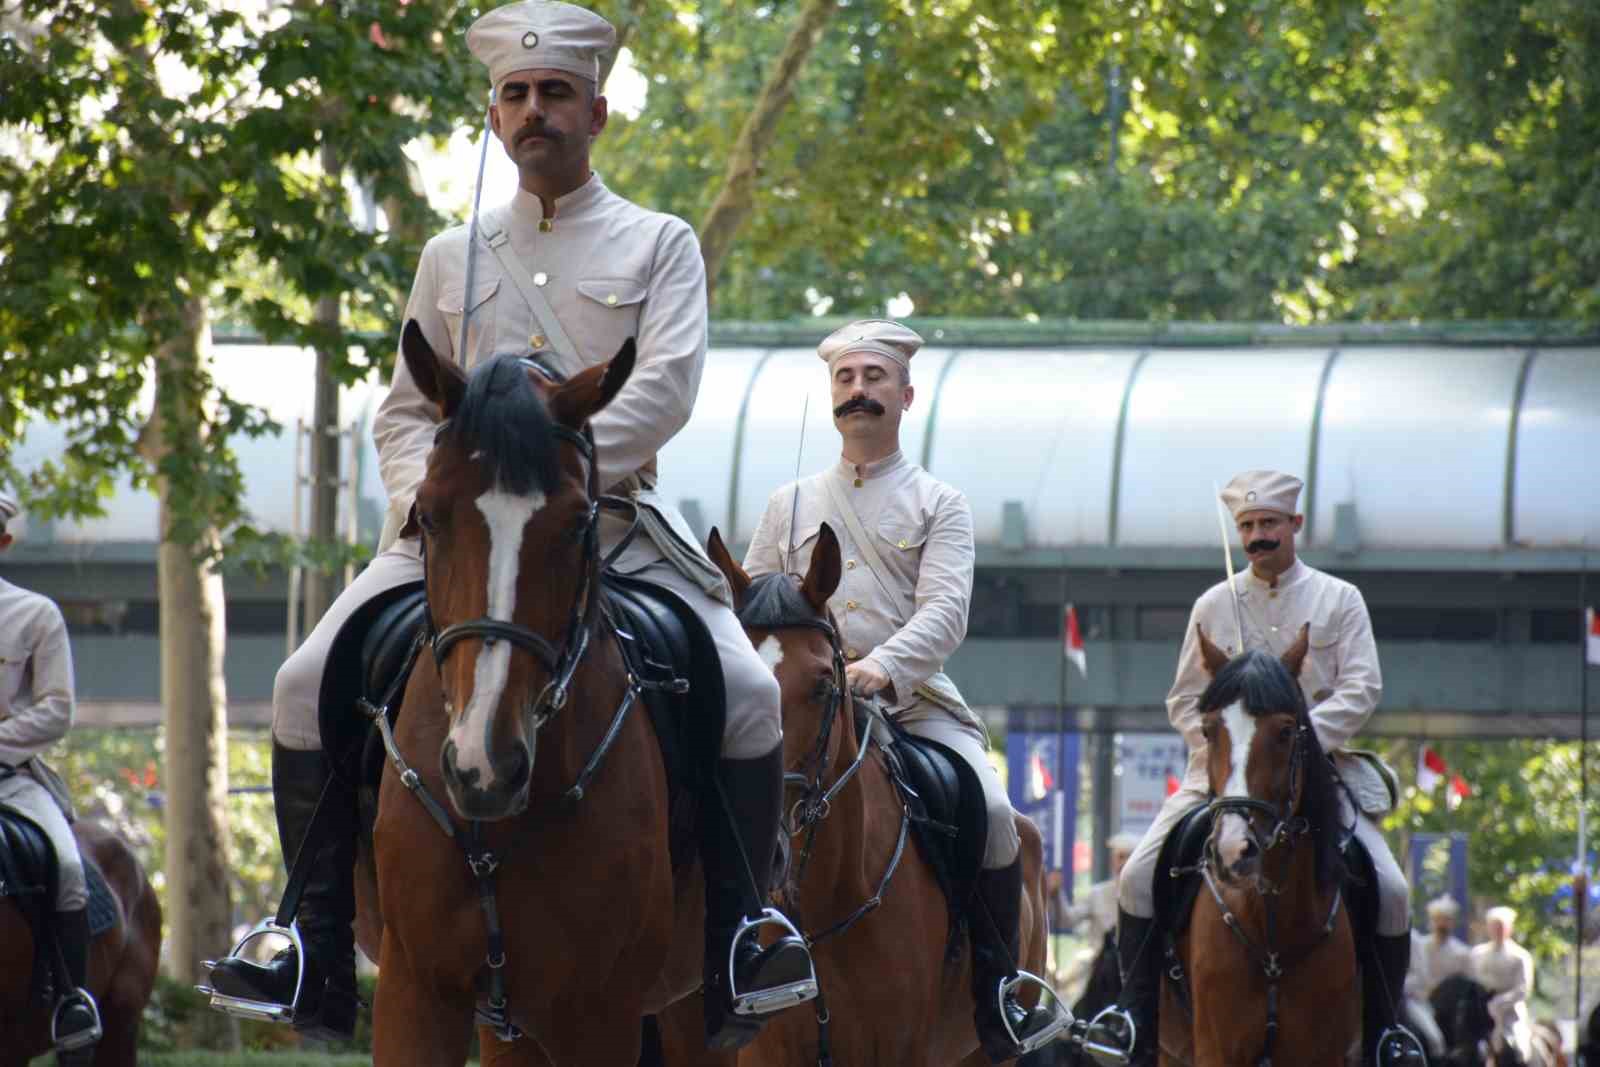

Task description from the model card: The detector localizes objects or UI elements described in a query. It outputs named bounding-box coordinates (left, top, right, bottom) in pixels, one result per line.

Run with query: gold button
left=846, top=560, right=856, bottom=570
left=529, top=333, right=546, bottom=348
left=1269, top=590, right=1278, bottom=598
left=606, top=293, right=618, bottom=306
left=897, top=539, right=908, bottom=549
left=846, top=648, right=859, bottom=659
left=846, top=600, right=858, bottom=610
left=538, top=219, right=552, bottom=233
left=853, top=478, right=863, bottom=488
left=533, top=271, right=549, bottom=286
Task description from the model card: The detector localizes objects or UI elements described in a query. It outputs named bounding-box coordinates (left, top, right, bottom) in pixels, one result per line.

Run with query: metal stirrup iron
left=51, top=987, right=104, bottom=1052
left=197, top=919, right=308, bottom=1024
left=1081, top=1005, right=1138, bottom=1066
left=997, top=970, right=1073, bottom=1054
left=726, top=909, right=818, bottom=1017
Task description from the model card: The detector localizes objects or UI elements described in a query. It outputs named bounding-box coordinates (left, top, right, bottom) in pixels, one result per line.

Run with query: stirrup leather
left=996, top=970, right=1072, bottom=1054
left=196, top=917, right=305, bottom=1024
left=727, top=909, right=818, bottom=1016
left=1376, top=1022, right=1428, bottom=1067
left=1080, top=1004, right=1137, bottom=1066
left=51, top=987, right=104, bottom=1052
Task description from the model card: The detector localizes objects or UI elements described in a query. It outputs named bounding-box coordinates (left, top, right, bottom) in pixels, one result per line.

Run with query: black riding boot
left=971, top=858, right=1060, bottom=1062
left=1082, top=910, right=1161, bottom=1066
left=207, top=743, right=360, bottom=1041
left=1366, top=933, right=1428, bottom=1067
left=700, top=747, right=815, bottom=1050
left=52, top=907, right=103, bottom=1054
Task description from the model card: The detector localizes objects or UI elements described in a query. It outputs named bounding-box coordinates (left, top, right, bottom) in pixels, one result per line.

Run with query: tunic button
left=530, top=333, right=546, bottom=348
left=846, top=648, right=859, bottom=659
left=533, top=271, right=549, bottom=286
left=606, top=293, right=619, bottom=306
left=1269, top=590, right=1278, bottom=599
left=846, top=560, right=856, bottom=570
left=897, top=539, right=908, bottom=549
left=538, top=219, right=553, bottom=233
left=846, top=600, right=858, bottom=611
left=853, top=478, right=863, bottom=488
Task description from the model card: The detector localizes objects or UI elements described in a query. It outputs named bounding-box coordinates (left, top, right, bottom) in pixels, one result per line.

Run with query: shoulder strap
left=821, top=473, right=898, bottom=606
left=477, top=209, right=582, bottom=367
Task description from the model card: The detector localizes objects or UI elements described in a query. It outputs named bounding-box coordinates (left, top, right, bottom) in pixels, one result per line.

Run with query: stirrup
left=727, top=909, right=818, bottom=1017
left=196, top=917, right=304, bottom=1024
left=1080, top=1005, right=1137, bottom=1066
left=996, top=971, right=1073, bottom=1054
left=1376, top=1023, right=1428, bottom=1067
left=52, top=987, right=103, bottom=1052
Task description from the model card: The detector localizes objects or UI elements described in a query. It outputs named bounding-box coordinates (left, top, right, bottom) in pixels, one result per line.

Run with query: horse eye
left=1278, top=725, right=1295, bottom=744
left=417, top=510, right=438, bottom=534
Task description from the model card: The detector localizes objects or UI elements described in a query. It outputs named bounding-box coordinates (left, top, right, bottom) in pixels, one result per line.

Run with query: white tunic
left=1471, top=938, right=1534, bottom=1046
left=0, top=576, right=74, bottom=767
left=1421, top=933, right=1474, bottom=998
left=1165, top=558, right=1383, bottom=791
left=743, top=451, right=980, bottom=729
left=374, top=174, right=726, bottom=599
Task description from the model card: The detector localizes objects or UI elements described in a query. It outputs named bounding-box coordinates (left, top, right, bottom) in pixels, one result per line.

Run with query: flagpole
left=1579, top=549, right=1590, bottom=1025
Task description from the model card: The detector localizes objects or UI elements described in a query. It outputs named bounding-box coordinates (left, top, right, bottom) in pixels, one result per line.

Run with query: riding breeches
left=271, top=545, right=782, bottom=760
left=0, top=772, right=86, bottom=911
left=895, top=712, right=1021, bottom=869
left=1117, top=781, right=1411, bottom=935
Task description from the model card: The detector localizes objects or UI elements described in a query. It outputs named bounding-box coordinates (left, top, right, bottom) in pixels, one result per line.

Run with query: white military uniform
left=1471, top=935, right=1534, bottom=1059
left=1403, top=930, right=1447, bottom=1058
left=0, top=573, right=87, bottom=911
left=1421, top=930, right=1473, bottom=997
left=272, top=176, right=779, bottom=758
left=1119, top=514, right=1409, bottom=936
left=744, top=449, right=1020, bottom=869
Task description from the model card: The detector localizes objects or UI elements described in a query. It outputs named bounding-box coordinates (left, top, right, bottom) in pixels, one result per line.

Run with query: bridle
left=1197, top=716, right=1342, bottom=1067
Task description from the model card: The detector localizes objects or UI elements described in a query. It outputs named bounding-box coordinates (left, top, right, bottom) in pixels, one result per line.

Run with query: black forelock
left=1199, top=649, right=1307, bottom=719
left=737, top=572, right=826, bottom=632
left=444, top=353, right=561, bottom=497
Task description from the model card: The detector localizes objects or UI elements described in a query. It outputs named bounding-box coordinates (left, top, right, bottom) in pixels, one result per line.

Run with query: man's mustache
left=1245, top=538, right=1281, bottom=554
left=516, top=123, right=564, bottom=145
left=833, top=396, right=886, bottom=418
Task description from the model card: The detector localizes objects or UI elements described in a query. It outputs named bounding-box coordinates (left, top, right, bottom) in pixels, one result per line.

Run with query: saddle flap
left=882, top=722, right=987, bottom=919
left=1152, top=804, right=1211, bottom=941
left=0, top=805, right=57, bottom=916
left=317, top=581, right=427, bottom=783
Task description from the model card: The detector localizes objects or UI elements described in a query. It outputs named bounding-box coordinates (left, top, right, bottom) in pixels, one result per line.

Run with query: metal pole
left=1579, top=552, right=1590, bottom=1026
left=286, top=417, right=305, bottom=657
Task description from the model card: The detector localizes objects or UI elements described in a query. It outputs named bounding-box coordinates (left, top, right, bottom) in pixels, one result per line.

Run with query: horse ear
left=1281, top=623, right=1310, bottom=678
left=802, top=523, right=843, bottom=611
left=548, top=338, right=636, bottom=427
left=705, top=526, right=751, bottom=607
left=399, top=502, right=420, bottom=540
left=402, top=320, right=467, bottom=418
left=1195, top=624, right=1230, bottom=677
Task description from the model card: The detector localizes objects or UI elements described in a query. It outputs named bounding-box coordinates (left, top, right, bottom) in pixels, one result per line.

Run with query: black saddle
left=317, top=574, right=726, bottom=865
left=0, top=805, right=60, bottom=1004
left=873, top=712, right=989, bottom=947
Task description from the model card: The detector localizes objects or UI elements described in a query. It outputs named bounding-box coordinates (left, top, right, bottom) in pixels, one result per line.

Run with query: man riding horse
left=1472, top=906, right=1536, bottom=1062
left=1092, top=469, right=1424, bottom=1067
left=0, top=489, right=103, bottom=1055
left=207, top=1, right=816, bottom=1048
left=1423, top=894, right=1474, bottom=998
left=742, top=319, right=1065, bottom=1061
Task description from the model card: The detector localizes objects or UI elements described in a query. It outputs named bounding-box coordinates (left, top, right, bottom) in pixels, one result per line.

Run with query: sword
left=1213, top=481, right=1246, bottom=653
left=456, top=91, right=495, bottom=369
left=785, top=394, right=810, bottom=575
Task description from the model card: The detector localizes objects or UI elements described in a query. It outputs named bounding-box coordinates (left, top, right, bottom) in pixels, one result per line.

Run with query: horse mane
left=1199, top=649, right=1348, bottom=890
left=736, top=572, right=824, bottom=631
left=443, top=353, right=562, bottom=497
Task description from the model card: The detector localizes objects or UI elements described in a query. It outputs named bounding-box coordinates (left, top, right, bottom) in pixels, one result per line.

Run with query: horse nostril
left=496, top=743, right=530, bottom=792
left=1241, top=838, right=1259, bottom=859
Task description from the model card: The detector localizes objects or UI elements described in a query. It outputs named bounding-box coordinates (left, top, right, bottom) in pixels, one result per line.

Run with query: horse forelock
left=1200, top=649, right=1347, bottom=888
left=444, top=353, right=562, bottom=497
left=737, top=572, right=826, bottom=633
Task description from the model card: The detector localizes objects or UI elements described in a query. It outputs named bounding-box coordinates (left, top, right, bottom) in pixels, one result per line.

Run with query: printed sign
left=1006, top=731, right=1080, bottom=873
left=1116, top=733, right=1189, bottom=839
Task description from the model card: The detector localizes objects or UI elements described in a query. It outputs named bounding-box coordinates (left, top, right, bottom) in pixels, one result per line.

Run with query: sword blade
left=456, top=97, right=494, bottom=369
left=785, top=394, right=810, bottom=574
left=1213, top=482, right=1246, bottom=653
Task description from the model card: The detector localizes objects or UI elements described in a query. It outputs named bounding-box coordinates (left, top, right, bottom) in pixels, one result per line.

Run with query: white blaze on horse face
left=757, top=635, right=784, bottom=675
left=1215, top=701, right=1258, bottom=872
left=448, top=487, right=547, bottom=784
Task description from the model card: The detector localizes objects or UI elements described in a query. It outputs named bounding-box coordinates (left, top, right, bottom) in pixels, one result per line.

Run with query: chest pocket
left=436, top=277, right=502, bottom=367
left=1302, top=621, right=1341, bottom=705
left=0, top=643, right=28, bottom=706
left=572, top=278, right=647, bottom=363
left=873, top=516, right=928, bottom=593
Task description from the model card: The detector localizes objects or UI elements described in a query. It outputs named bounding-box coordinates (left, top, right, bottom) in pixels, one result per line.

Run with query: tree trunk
left=304, top=141, right=344, bottom=628
left=697, top=0, right=837, bottom=304
left=148, top=298, right=238, bottom=1047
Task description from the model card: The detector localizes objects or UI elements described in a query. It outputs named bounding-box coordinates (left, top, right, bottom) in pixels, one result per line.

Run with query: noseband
left=1204, top=722, right=1311, bottom=881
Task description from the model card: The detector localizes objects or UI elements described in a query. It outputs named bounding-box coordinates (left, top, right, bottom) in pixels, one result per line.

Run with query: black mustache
left=1246, top=539, right=1281, bottom=554
left=516, top=124, right=563, bottom=145
left=833, top=396, right=886, bottom=418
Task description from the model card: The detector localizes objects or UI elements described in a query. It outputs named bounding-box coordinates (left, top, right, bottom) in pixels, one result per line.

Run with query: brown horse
left=347, top=325, right=707, bottom=1066
left=652, top=522, right=1052, bottom=1066
left=1159, top=628, right=1359, bottom=1067
left=0, top=819, right=162, bottom=1067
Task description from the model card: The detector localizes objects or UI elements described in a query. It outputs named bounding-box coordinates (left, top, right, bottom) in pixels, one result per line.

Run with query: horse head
left=1195, top=624, right=1343, bottom=890
left=705, top=523, right=849, bottom=803
left=398, top=320, right=634, bottom=821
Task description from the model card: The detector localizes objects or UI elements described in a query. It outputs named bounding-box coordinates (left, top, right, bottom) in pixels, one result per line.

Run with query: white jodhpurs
left=0, top=771, right=86, bottom=910
left=896, top=713, right=1021, bottom=869
left=271, top=547, right=782, bottom=760
left=1118, top=782, right=1410, bottom=936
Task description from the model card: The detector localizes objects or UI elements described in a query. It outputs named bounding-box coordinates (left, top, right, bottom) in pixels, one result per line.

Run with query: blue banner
left=1006, top=730, right=1080, bottom=874
left=1409, top=831, right=1470, bottom=938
